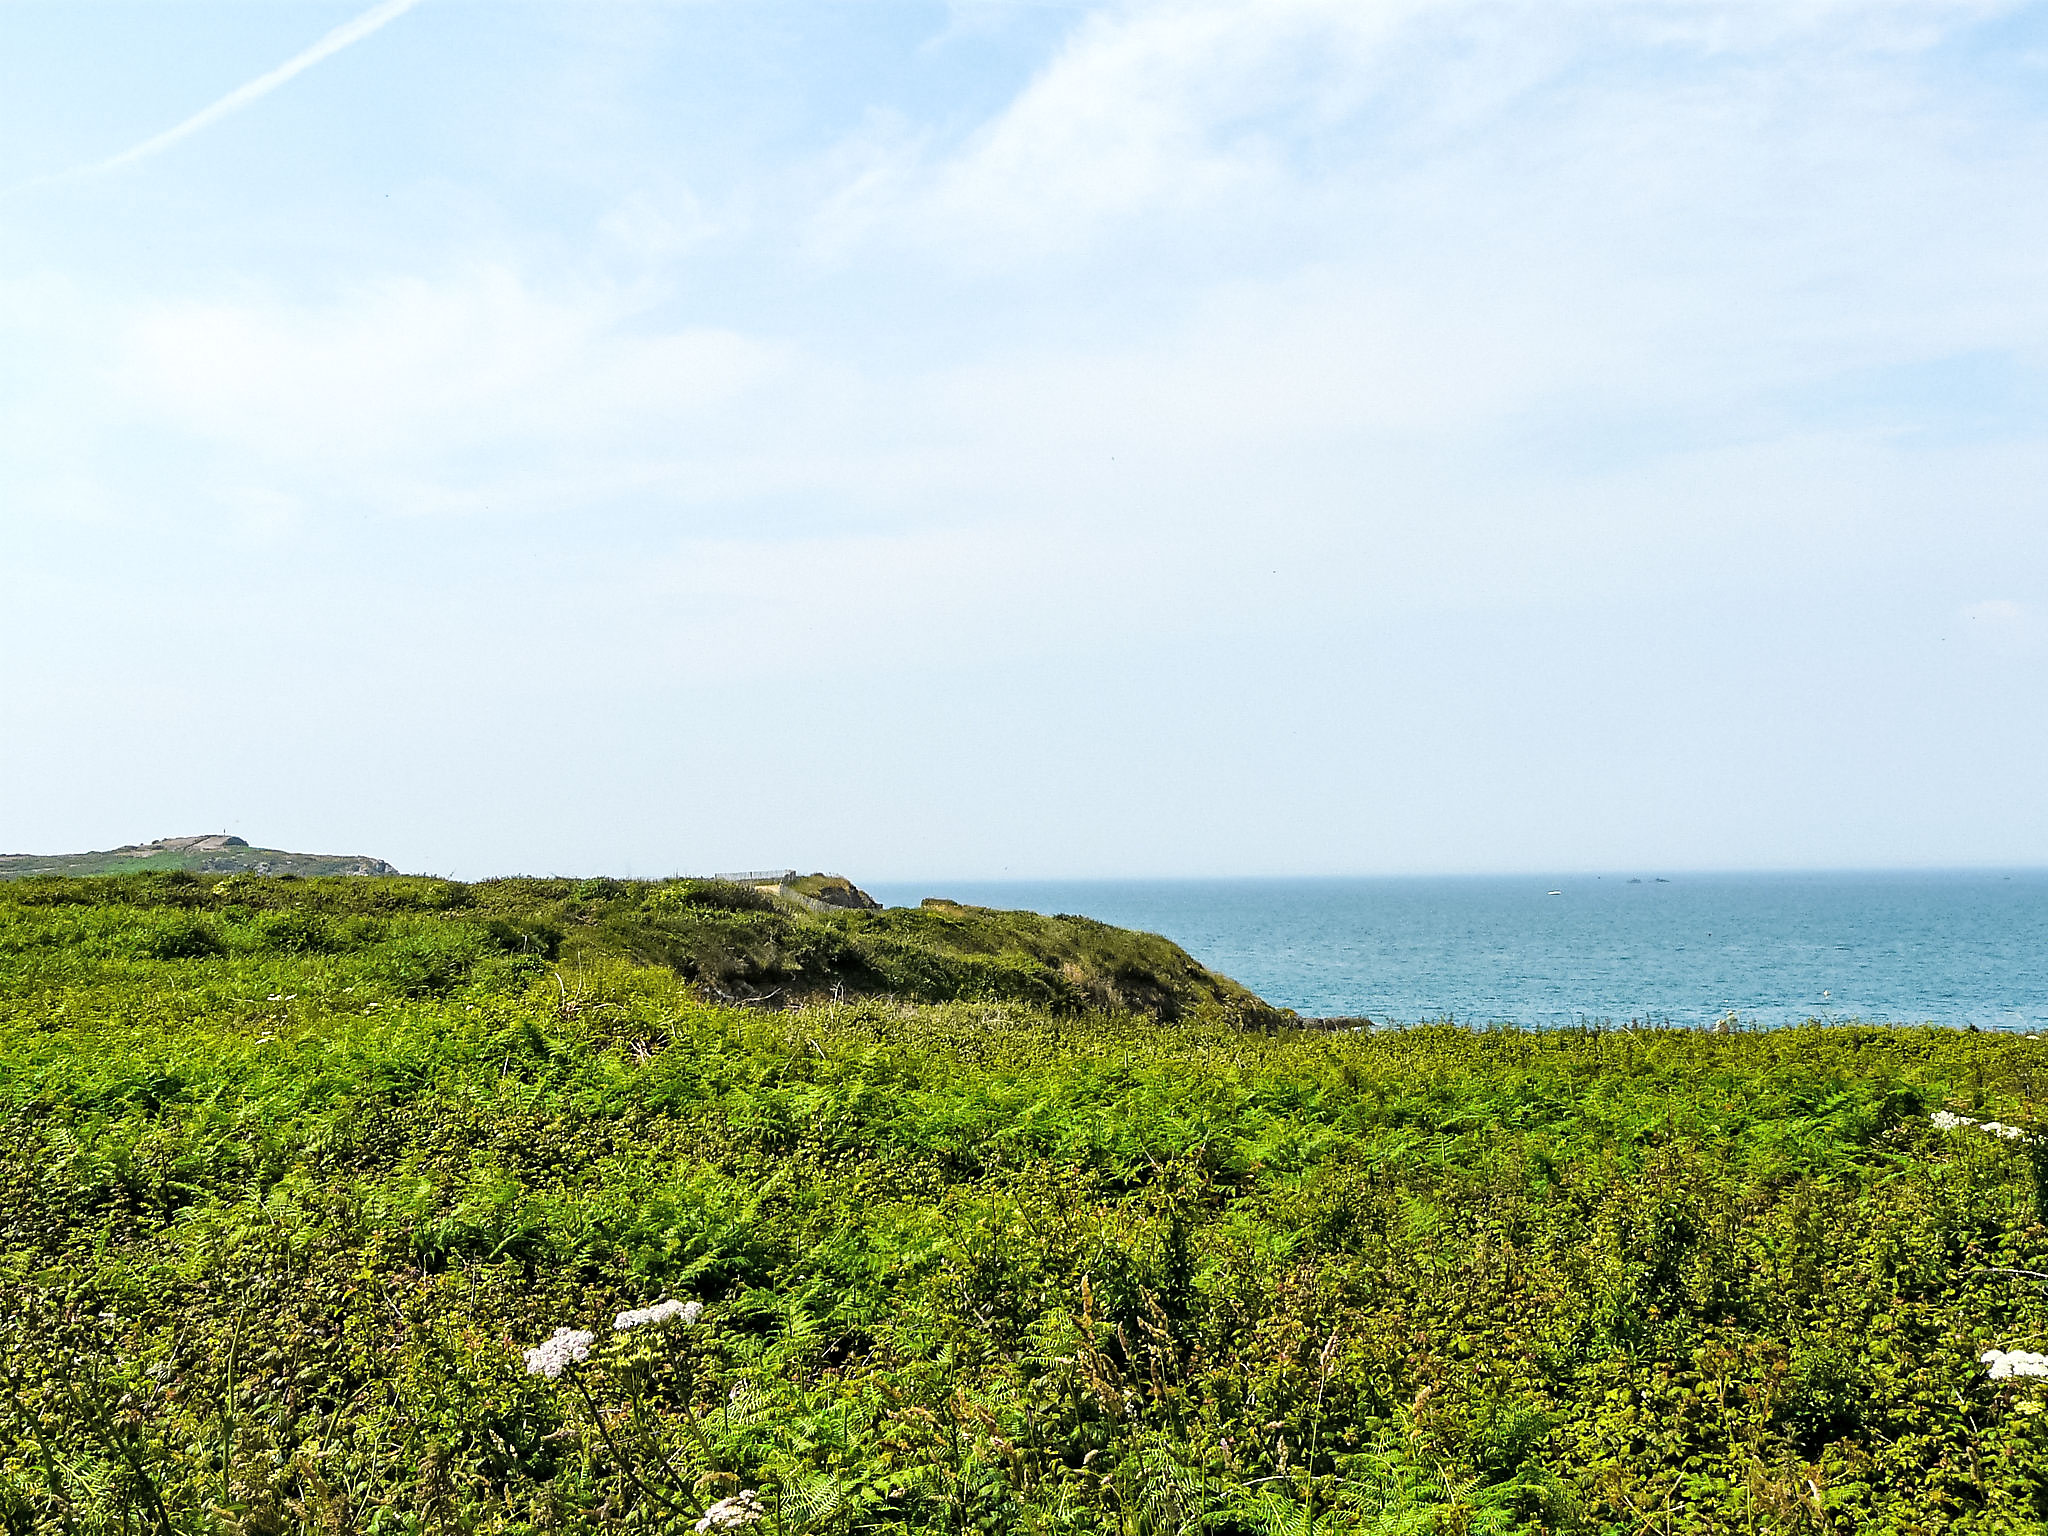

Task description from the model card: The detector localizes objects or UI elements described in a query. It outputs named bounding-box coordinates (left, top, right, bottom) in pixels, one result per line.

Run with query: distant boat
left=1547, top=890, right=1563, bottom=896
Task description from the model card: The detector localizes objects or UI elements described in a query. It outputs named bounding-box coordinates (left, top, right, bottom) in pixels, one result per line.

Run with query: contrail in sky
left=88, top=0, right=425, bottom=176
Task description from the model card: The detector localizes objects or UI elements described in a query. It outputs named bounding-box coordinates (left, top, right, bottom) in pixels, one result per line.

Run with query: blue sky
left=3, top=0, right=2045, bottom=879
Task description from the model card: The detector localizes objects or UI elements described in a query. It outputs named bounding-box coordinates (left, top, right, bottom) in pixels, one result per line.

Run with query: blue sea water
left=864, top=872, right=2048, bottom=1030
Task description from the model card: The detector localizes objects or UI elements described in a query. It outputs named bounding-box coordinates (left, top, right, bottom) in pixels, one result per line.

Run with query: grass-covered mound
left=4, top=877, right=2048, bottom=1533
left=0, top=871, right=1281, bottom=1026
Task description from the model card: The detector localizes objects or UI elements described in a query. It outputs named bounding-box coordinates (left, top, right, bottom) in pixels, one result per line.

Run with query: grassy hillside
left=0, top=836, right=396, bottom=880
left=4, top=876, right=2048, bottom=1533
left=0, top=871, right=1280, bottom=1024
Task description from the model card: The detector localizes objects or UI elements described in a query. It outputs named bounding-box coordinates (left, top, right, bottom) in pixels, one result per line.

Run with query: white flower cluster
left=1984, top=1349, right=2048, bottom=1380
left=1931, top=1110, right=2033, bottom=1141
left=615, top=1298, right=704, bottom=1331
left=523, top=1327, right=596, bottom=1378
left=696, top=1490, right=764, bottom=1531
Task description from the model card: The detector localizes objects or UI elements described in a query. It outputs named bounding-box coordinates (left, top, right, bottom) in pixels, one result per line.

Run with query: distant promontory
left=0, top=834, right=398, bottom=880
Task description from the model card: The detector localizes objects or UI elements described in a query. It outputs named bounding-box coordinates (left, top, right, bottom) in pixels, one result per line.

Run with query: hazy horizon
left=6, top=1, right=2045, bottom=880
left=18, top=839, right=2047, bottom=886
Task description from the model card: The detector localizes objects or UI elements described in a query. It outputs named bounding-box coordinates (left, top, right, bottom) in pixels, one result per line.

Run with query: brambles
left=2, top=876, right=2048, bottom=1530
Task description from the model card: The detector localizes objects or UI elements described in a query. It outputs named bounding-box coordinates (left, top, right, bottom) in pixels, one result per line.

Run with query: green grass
left=4, top=875, right=2048, bottom=1533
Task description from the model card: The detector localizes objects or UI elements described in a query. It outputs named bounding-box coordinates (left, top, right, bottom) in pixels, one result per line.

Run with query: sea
left=863, top=871, right=2048, bottom=1031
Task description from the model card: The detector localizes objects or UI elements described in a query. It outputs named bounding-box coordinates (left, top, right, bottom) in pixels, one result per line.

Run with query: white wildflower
left=1982, top=1349, right=2048, bottom=1380
left=1932, top=1111, right=2035, bottom=1142
left=523, top=1326, right=595, bottom=1378
left=615, top=1298, right=703, bottom=1331
left=695, top=1490, right=764, bottom=1531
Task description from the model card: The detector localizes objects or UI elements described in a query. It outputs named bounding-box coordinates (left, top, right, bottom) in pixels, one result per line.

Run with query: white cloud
left=816, top=0, right=2036, bottom=273
left=22, top=0, right=2041, bottom=544
left=109, top=270, right=817, bottom=520
left=4, top=0, right=2046, bottom=867
left=818, top=0, right=1414, bottom=259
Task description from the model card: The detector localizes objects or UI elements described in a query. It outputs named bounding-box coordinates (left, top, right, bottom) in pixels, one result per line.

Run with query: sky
left=2, top=0, right=2045, bottom=880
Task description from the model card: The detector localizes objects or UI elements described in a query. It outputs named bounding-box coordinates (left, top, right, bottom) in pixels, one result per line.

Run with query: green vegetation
left=4, top=874, right=2048, bottom=1533
left=778, top=875, right=880, bottom=911
left=0, top=836, right=395, bottom=880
